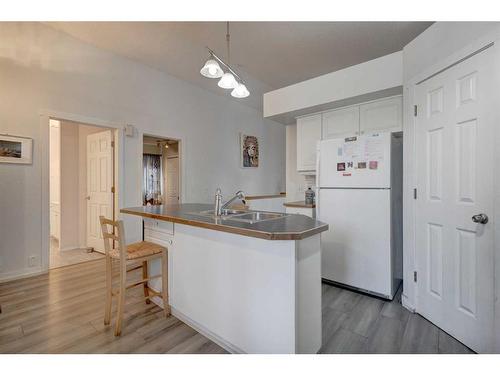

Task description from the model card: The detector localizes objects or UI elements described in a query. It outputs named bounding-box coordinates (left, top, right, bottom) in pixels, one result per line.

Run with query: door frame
left=140, top=133, right=184, bottom=206
left=402, top=30, right=500, bottom=352
left=40, top=110, right=125, bottom=272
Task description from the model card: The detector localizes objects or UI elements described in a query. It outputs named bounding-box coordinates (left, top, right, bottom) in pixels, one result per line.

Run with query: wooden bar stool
left=99, top=216, right=171, bottom=336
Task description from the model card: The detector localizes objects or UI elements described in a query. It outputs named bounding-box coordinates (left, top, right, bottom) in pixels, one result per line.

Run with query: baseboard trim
left=171, top=307, right=244, bottom=354
left=148, top=293, right=242, bottom=354
left=0, top=267, right=47, bottom=283
left=59, top=246, right=81, bottom=252
left=402, top=294, right=416, bottom=312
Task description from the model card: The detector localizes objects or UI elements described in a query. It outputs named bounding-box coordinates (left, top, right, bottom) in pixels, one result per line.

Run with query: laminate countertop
left=245, top=192, right=286, bottom=200
left=283, top=201, right=316, bottom=208
left=121, top=204, right=328, bottom=241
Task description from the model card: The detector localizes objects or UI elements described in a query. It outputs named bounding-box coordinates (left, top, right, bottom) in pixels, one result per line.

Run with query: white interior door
left=86, top=130, right=113, bottom=253
left=166, top=157, right=179, bottom=205
left=415, top=47, right=495, bottom=353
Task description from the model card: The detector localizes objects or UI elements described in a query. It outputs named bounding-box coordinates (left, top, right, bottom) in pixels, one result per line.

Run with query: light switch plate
left=125, top=124, right=135, bottom=137
left=28, top=255, right=37, bottom=267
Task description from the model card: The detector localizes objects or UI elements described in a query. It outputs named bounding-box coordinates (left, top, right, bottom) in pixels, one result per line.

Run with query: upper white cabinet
left=296, top=114, right=321, bottom=172
left=322, top=106, right=360, bottom=139
left=295, top=96, right=402, bottom=173
left=359, top=96, right=402, bottom=134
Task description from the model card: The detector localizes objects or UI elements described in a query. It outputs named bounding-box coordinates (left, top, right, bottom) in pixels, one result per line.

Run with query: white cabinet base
left=143, top=218, right=321, bottom=354
left=285, top=206, right=315, bottom=218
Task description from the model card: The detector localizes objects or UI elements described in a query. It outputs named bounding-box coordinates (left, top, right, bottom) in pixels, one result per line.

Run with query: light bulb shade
left=200, top=59, right=223, bottom=78
left=218, top=72, right=238, bottom=89
left=231, top=83, right=250, bottom=98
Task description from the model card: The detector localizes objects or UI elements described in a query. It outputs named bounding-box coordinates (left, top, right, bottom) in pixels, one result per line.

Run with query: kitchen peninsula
left=120, top=204, right=328, bottom=354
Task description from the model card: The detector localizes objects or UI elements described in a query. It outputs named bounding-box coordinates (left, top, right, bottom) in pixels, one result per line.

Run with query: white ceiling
left=46, top=22, right=432, bottom=111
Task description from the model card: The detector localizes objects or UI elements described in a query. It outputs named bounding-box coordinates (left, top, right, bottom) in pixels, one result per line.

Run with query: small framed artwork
left=240, top=134, right=259, bottom=168
left=0, top=134, right=33, bottom=164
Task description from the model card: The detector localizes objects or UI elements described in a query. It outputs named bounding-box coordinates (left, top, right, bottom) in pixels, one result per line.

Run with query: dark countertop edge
left=245, top=192, right=286, bottom=201
left=283, top=201, right=316, bottom=208
left=120, top=208, right=327, bottom=241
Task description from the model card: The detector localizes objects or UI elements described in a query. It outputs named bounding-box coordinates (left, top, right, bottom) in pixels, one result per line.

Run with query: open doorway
left=49, top=118, right=117, bottom=269
left=142, top=135, right=180, bottom=206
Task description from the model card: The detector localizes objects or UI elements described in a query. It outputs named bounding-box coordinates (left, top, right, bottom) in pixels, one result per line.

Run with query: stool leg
left=142, top=260, right=150, bottom=304
left=161, top=251, right=171, bottom=317
left=114, top=259, right=126, bottom=336
left=104, top=255, right=112, bottom=325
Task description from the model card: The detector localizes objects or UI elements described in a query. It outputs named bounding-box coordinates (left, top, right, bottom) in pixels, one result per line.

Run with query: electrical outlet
left=28, top=255, right=37, bottom=267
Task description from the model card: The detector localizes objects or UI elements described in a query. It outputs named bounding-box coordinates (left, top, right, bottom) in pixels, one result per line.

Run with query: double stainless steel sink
left=192, top=209, right=289, bottom=224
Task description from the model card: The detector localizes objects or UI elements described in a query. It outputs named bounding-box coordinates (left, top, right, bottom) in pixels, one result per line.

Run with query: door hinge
left=414, top=271, right=418, bottom=283
left=111, top=186, right=115, bottom=193
left=414, top=105, right=418, bottom=117
left=413, top=188, right=417, bottom=200
left=111, top=140, right=115, bottom=148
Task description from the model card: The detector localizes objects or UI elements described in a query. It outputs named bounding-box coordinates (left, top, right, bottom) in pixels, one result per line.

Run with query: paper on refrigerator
left=363, top=134, right=385, bottom=161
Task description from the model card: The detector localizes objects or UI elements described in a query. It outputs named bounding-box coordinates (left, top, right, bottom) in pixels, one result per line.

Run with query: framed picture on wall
left=0, top=134, right=33, bottom=164
left=240, top=134, right=259, bottom=168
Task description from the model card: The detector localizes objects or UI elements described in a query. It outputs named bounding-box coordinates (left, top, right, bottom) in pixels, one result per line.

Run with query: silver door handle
left=472, top=214, right=488, bottom=224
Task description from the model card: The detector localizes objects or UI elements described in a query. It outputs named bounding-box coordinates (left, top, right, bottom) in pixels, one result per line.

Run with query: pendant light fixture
left=200, top=59, right=223, bottom=78
left=218, top=72, right=238, bottom=89
left=200, top=22, right=250, bottom=98
left=231, top=83, right=249, bottom=98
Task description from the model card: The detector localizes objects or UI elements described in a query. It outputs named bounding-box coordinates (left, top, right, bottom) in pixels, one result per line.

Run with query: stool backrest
left=99, top=216, right=126, bottom=258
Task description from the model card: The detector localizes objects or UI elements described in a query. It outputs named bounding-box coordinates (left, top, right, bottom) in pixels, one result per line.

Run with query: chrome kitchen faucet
left=214, top=189, right=246, bottom=216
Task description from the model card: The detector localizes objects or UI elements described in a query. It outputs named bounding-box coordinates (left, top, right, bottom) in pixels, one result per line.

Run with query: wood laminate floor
left=49, top=238, right=104, bottom=269
left=0, top=259, right=226, bottom=354
left=0, top=259, right=473, bottom=354
left=320, top=282, right=474, bottom=354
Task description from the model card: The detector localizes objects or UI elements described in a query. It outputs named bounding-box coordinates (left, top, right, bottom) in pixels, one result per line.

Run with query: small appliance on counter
left=305, top=187, right=315, bottom=205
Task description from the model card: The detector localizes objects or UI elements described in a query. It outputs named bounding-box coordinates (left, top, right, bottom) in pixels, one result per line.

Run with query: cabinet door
left=359, top=96, right=402, bottom=134
left=322, top=106, right=360, bottom=139
left=296, top=114, right=321, bottom=171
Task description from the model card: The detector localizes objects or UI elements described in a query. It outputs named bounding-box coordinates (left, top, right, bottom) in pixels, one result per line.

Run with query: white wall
left=49, top=120, right=60, bottom=205
left=263, top=51, right=403, bottom=122
left=59, top=121, right=80, bottom=251
left=285, top=125, right=314, bottom=202
left=143, top=144, right=163, bottom=155
left=403, top=22, right=500, bottom=82
left=0, top=22, right=285, bottom=281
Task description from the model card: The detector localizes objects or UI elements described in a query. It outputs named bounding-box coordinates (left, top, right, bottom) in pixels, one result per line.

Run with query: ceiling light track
left=199, top=22, right=250, bottom=98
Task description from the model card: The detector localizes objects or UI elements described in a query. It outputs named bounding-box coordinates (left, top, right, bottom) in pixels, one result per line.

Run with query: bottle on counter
left=305, top=187, right=315, bottom=205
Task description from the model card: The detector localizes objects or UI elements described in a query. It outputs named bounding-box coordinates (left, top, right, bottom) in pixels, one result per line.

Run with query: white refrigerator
left=317, top=131, right=403, bottom=299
